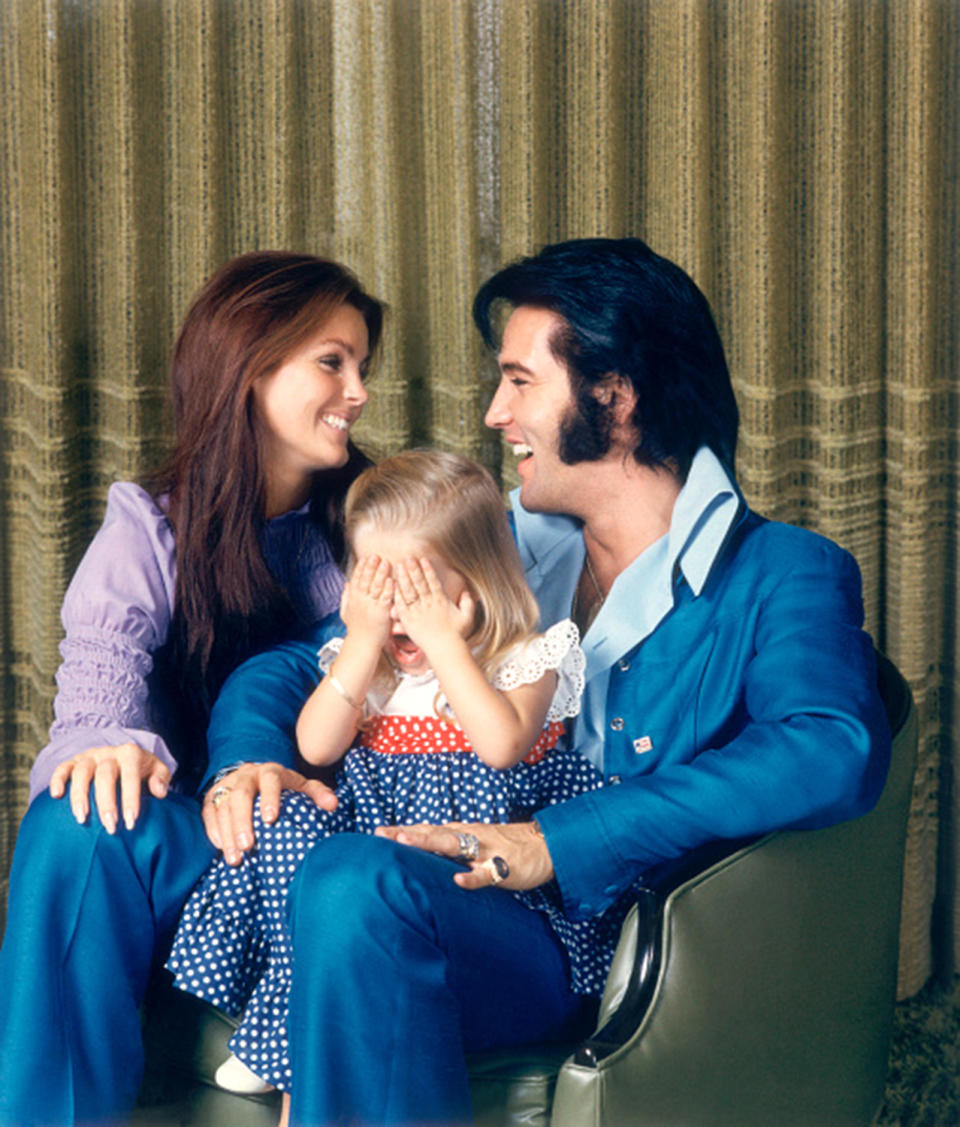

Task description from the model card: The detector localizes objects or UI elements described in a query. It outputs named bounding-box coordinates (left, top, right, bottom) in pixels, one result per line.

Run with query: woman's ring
left=482, top=856, right=510, bottom=885
left=210, top=785, right=231, bottom=810
left=455, top=831, right=480, bottom=862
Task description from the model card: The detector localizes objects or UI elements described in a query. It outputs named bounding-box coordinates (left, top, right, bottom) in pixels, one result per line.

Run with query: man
left=203, top=237, right=890, bottom=1125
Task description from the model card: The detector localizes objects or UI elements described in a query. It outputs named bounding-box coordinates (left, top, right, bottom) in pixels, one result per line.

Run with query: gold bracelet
left=328, top=673, right=361, bottom=711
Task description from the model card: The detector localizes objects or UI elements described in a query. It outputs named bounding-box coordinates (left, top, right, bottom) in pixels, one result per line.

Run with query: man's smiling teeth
left=322, top=414, right=350, bottom=431
left=512, top=443, right=533, bottom=457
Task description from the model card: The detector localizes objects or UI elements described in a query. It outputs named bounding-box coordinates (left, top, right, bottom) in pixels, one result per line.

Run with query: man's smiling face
left=483, top=306, right=587, bottom=515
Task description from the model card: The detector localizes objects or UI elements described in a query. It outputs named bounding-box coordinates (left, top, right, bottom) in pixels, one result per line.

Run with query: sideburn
left=557, top=385, right=615, bottom=464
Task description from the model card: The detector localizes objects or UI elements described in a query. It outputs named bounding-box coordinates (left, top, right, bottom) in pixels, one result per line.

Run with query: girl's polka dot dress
left=167, top=619, right=620, bottom=1092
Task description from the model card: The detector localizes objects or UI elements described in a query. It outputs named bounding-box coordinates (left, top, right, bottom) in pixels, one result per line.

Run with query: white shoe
left=214, top=1052, right=275, bottom=1094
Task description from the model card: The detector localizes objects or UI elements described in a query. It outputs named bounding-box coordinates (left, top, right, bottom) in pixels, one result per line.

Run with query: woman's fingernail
left=262, top=806, right=277, bottom=823
left=124, top=809, right=135, bottom=831
left=237, top=832, right=251, bottom=850
left=102, top=812, right=117, bottom=835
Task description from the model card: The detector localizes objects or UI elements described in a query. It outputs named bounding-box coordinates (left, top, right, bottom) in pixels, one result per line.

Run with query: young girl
left=167, top=449, right=609, bottom=1101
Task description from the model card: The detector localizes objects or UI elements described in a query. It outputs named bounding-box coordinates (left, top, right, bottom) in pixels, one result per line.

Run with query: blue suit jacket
left=204, top=507, right=890, bottom=924
left=526, top=507, right=890, bottom=920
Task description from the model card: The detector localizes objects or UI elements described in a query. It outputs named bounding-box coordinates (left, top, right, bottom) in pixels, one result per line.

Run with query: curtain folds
left=1, top=0, right=957, bottom=997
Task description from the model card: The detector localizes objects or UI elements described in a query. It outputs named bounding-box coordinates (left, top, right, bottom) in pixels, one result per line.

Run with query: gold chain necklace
left=584, top=554, right=604, bottom=603
left=573, top=553, right=606, bottom=633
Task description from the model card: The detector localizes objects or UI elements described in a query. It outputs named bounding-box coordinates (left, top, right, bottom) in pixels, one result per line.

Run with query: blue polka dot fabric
left=167, top=629, right=624, bottom=1092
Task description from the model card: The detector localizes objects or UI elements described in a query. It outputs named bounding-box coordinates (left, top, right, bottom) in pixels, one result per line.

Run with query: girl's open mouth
left=388, top=634, right=425, bottom=669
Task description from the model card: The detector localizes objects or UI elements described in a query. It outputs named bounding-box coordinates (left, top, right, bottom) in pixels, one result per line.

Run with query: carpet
left=877, top=976, right=960, bottom=1125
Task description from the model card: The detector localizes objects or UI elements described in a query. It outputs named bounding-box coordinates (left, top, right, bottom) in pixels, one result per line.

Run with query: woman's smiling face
left=253, top=302, right=370, bottom=513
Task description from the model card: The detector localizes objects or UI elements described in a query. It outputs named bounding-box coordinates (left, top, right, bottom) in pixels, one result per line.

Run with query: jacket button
left=618, top=657, right=631, bottom=672
left=610, top=717, right=624, bottom=731
left=609, top=774, right=621, bottom=785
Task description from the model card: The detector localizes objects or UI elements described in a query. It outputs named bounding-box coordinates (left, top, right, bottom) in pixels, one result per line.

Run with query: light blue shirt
left=510, top=446, right=742, bottom=769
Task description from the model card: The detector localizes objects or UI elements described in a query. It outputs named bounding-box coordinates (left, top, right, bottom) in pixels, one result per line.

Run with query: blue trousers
left=0, top=790, right=215, bottom=1127
left=287, top=834, right=594, bottom=1127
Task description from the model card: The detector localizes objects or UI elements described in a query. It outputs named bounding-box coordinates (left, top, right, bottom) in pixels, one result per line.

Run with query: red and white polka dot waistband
left=363, top=716, right=565, bottom=765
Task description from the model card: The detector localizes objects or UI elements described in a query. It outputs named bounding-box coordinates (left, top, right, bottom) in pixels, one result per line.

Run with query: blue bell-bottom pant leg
left=287, top=833, right=594, bottom=1127
left=0, top=789, right=215, bottom=1127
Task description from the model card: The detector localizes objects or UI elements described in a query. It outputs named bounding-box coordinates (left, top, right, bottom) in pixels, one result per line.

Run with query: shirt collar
left=586, top=448, right=742, bottom=672
left=510, top=506, right=582, bottom=574
left=668, top=446, right=742, bottom=596
left=511, top=446, right=742, bottom=592
left=510, top=447, right=744, bottom=673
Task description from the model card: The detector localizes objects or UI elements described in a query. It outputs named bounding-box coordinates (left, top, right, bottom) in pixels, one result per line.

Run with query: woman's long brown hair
left=149, top=251, right=384, bottom=777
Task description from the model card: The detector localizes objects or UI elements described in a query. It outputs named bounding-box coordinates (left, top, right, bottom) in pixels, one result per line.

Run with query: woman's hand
left=341, top=555, right=394, bottom=648
left=202, top=762, right=339, bottom=865
left=375, top=820, right=554, bottom=891
left=393, top=558, right=475, bottom=652
left=49, top=742, right=171, bottom=834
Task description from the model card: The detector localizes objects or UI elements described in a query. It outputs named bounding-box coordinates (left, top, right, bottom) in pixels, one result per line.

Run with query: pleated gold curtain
left=1, top=0, right=957, bottom=998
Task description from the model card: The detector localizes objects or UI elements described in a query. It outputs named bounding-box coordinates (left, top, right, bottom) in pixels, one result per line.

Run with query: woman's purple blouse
left=28, top=483, right=344, bottom=802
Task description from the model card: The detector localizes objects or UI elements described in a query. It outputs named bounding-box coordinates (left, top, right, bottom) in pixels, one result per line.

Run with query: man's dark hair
left=473, top=237, right=739, bottom=480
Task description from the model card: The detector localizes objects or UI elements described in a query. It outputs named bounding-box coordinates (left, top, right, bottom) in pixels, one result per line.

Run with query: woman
left=0, top=251, right=384, bottom=1126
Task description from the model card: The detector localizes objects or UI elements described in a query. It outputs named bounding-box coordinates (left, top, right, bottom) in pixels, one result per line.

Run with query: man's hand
left=375, top=820, right=553, bottom=891
left=203, top=762, right=338, bottom=865
left=49, top=742, right=171, bottom=834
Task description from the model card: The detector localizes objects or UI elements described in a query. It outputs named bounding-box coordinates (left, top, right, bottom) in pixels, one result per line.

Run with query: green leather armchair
left=135, top=652, right=915, bottom=1127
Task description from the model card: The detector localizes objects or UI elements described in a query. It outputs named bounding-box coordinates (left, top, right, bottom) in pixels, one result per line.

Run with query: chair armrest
left=573, top=649, right=905, bottom=1071
left=573, top=836, right=756, bottom=1067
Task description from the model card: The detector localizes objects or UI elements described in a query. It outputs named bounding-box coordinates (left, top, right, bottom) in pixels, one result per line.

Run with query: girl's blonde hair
left=343, top=449, right=540, bottom=681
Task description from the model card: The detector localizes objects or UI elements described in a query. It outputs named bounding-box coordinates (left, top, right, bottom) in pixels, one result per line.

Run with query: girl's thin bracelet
left=328, top=673, right=361, bottom=711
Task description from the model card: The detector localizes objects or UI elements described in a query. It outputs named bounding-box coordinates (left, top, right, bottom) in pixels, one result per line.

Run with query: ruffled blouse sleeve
left=28, top=483, right=179, bottom=801
left=316, top=635, right=344, bottom=676
left=490, top=618, right=585, bottom=722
